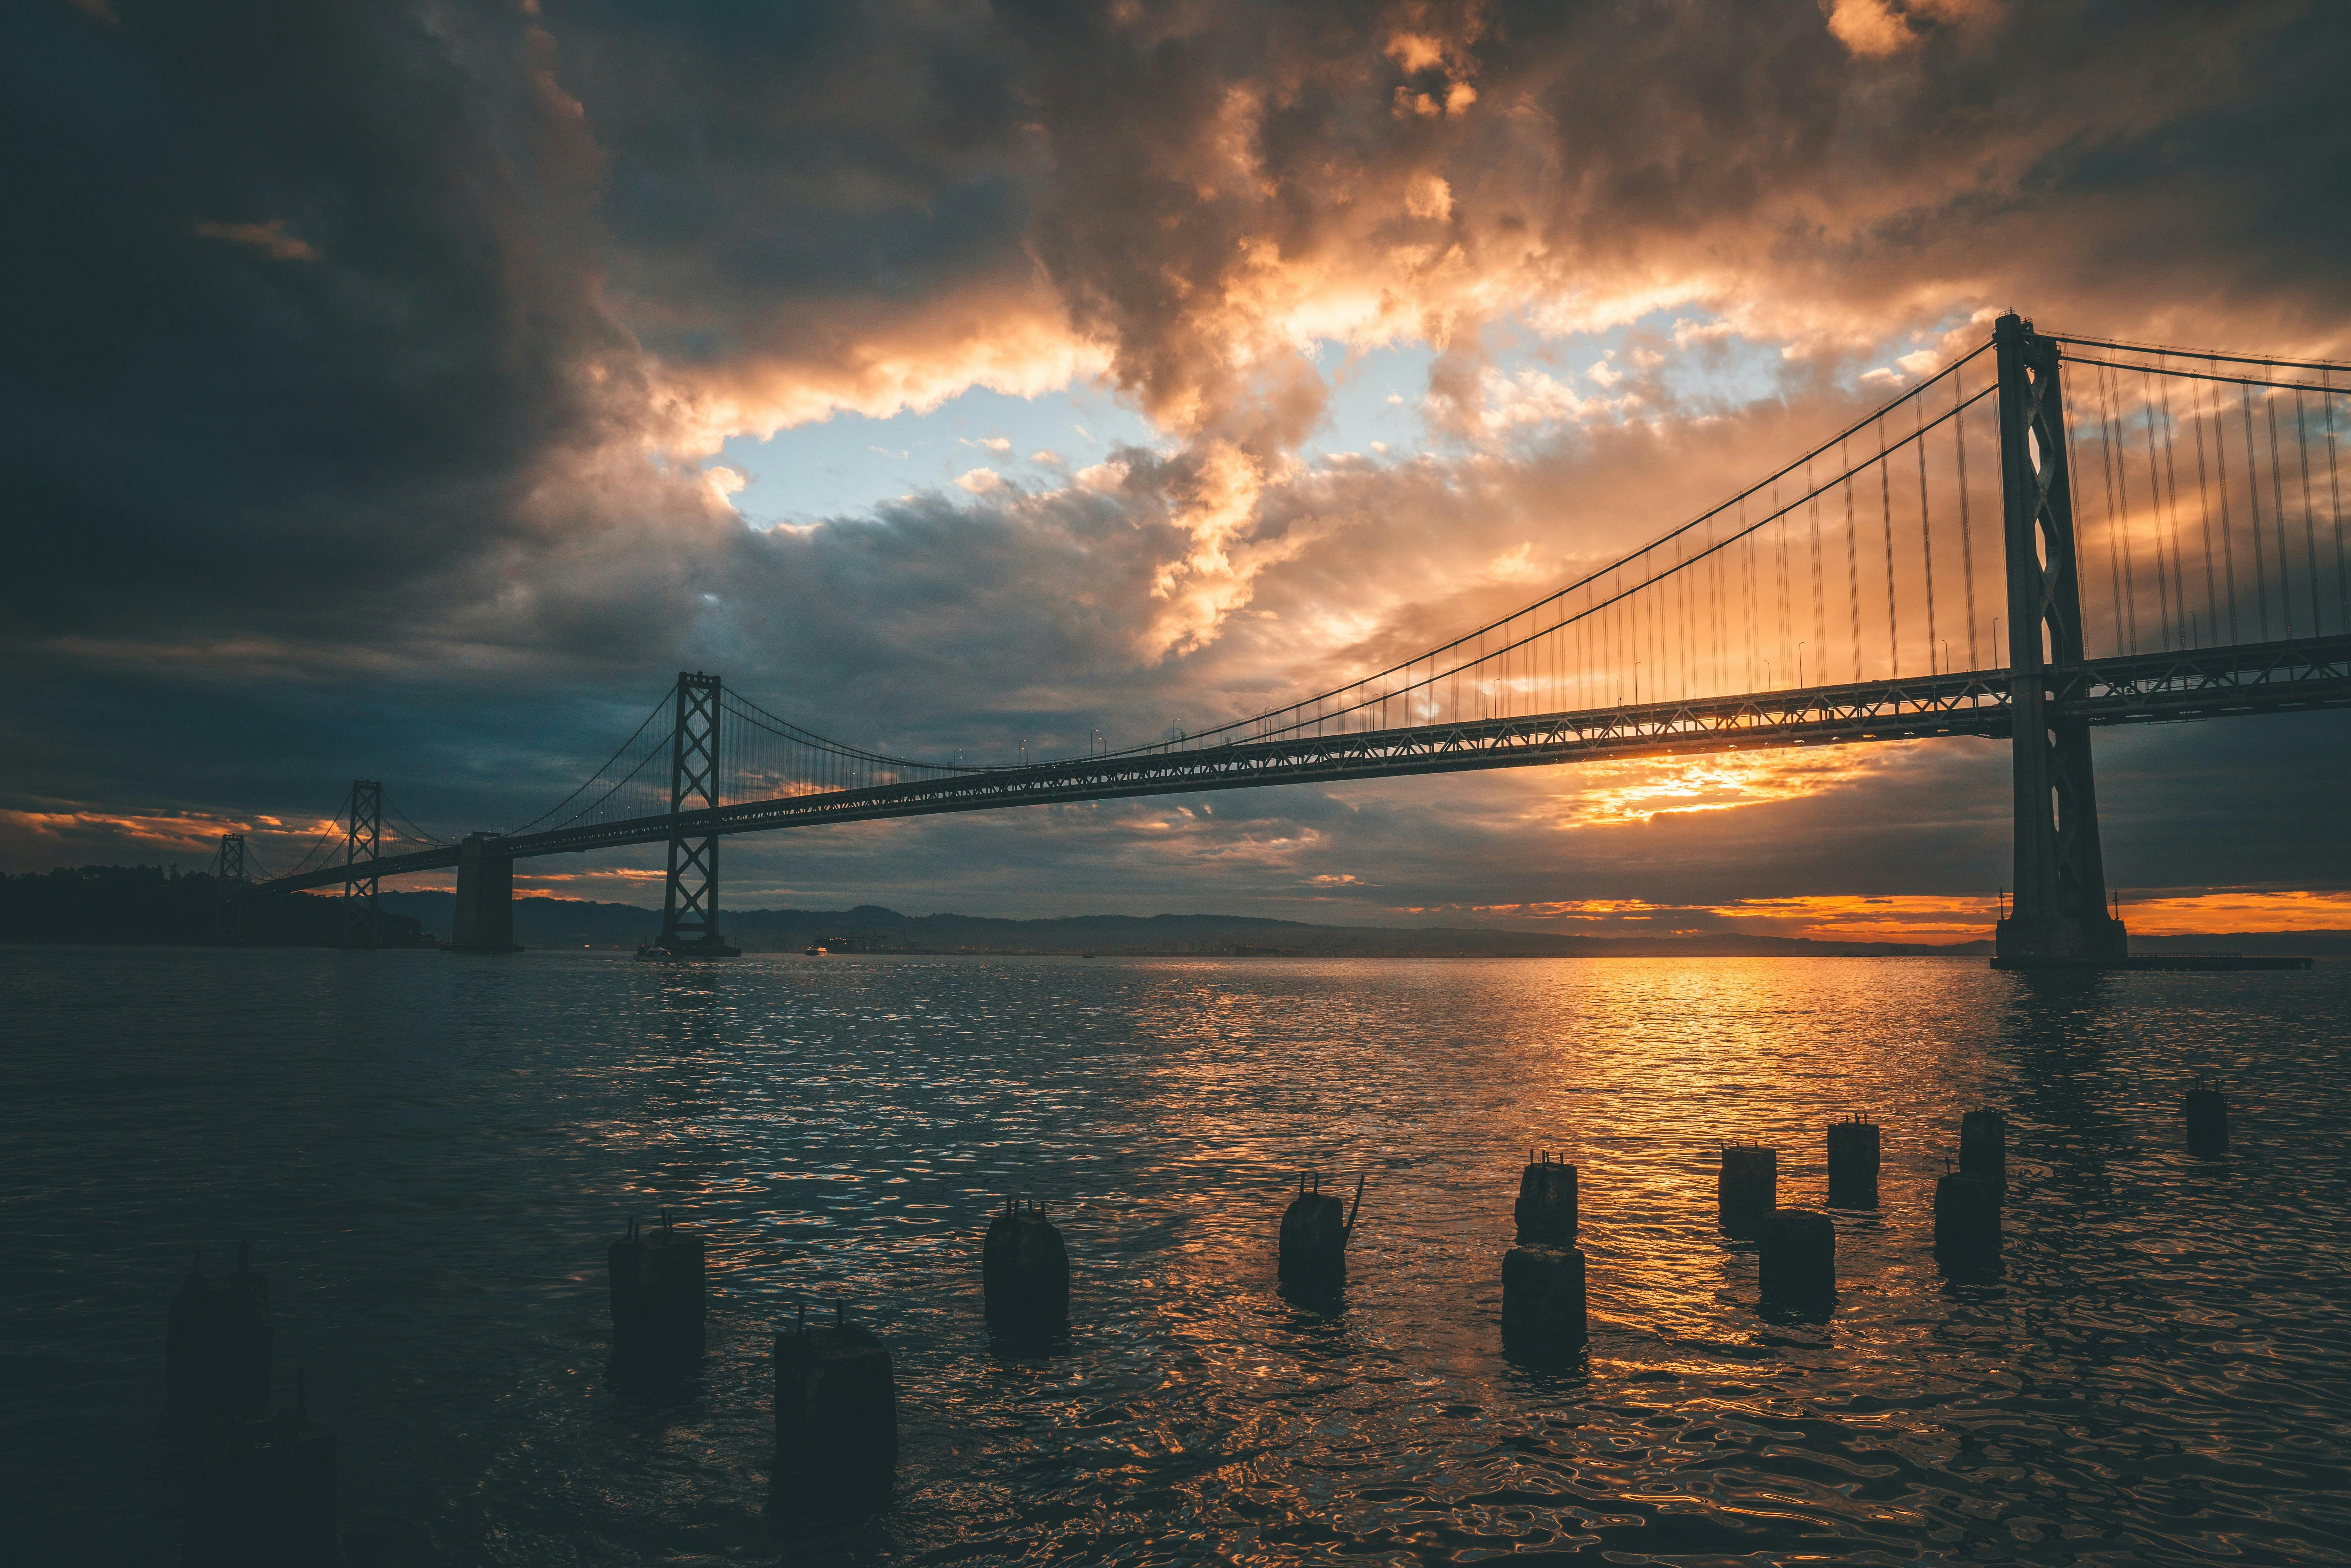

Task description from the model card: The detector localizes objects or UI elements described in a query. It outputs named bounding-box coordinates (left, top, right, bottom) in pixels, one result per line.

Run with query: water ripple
left=2, top=949, right=2347, bottom=1564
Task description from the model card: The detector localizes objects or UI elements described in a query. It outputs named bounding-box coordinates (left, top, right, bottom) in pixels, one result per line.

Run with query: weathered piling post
left=1278, top=1173, right=1362, bottom=1296
left=773, top=1304, right=897, bottom=1513
left=1512, top=1151, right=1578, bottom=1246
left=1959, top=1109, right=2007, bottom=1189
left=182, top=1370, right=337, bottom=1568
left=1717, top=1145, right=1777, bottom=1239
left=1757, top=1208, right=1836, bottom=1308
left=2184, top=1075, right=2229, bottom=1156
left=1501, top=1151, right=1587, bottom=1351
left=983, top=1197, right=1070, bottom=1344
left=166, top=1242, right=273, bottom=1430
left=1933, top=1166, right=2003, bottom=1270
left=1825, top=1117, right=1880, bottom=1209
left=609, top=1211, right=706, bottom=1374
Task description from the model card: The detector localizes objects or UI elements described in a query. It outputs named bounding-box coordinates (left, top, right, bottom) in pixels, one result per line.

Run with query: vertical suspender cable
left=2267, top=394, right=2293, bottom=637
left=1956, top=374, right=1979, bottom=669
left=2243, top=384, right=2270, bottom=639
left=2325, top=375, right=2347, bottom=628
left=2190, top=378, right=2222, bottom=646
left=2115, top=367, right=2140, bottom=652
left=2097, top=362, right=2126, bottom=652
left=1844, top=447, right=1862, bottom=680
left=1774, top=478, right=1792, bottom=688
left=2293, top=389, right=2322, bottom=634
left=1712, top=517, right=1727, bottom=696
left=1878, top=422, right=1898, bottom=679
left=2141, top=376, right=2174, bottom=647
left=1744, top=508, right=1759, bottom=689
left=2157, top=373, right=2203, bottom=645
left=1808, top=459, right=1826, bottom=684
left=1916, top=394, right=1937, bottom=668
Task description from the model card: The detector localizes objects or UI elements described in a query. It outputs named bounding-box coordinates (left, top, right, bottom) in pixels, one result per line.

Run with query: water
left=5, top=948, right=2349, bottom=1566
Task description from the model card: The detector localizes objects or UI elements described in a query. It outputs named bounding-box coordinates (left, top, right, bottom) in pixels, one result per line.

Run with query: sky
left=4, top=0, right=2348, bottom=942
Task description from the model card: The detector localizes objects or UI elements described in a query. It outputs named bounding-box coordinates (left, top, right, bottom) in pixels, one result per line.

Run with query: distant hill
left=0, top=864, right=427, bottom=946
left=8, top=868, right=2341, bottom=957
left=375, top=889, right=2001, bottom=958
left=370, top=892, right=2351, bottom=958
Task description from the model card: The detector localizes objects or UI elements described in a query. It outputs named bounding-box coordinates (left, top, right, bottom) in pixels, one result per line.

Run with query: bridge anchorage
left=232, top=313, right=2351, bottom=969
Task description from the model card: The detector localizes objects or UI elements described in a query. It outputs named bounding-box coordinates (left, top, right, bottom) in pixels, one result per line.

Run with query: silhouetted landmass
left=0, top=865, right=426, bottom=946
left=367, top=893, right=2351, bottom=958
left=7, top=870, right=2343, bottom=956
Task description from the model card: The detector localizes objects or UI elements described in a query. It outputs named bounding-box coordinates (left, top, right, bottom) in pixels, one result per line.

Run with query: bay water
left=5, top=947, right=2348, bottom=1564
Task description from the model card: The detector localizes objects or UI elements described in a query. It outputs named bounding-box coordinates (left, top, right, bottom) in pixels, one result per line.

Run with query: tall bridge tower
left=341, top=779, right=384, bottom=949
left=210, top=831, right=246, bottom=945
left=1993, top=314, right=2128, bottom=965
left=658, top=672, right=739, bottom=956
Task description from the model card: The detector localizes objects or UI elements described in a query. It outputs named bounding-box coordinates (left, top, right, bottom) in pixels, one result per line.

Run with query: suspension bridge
left=214, top=317, right=2351, bottom=968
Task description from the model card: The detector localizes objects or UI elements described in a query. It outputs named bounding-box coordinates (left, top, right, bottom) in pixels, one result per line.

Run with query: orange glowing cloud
left=1540, top=745, right=1901, bottom=828
left=2108, top=889, right=2351, bottom=936
left=0, top=809, right=241, bottom=856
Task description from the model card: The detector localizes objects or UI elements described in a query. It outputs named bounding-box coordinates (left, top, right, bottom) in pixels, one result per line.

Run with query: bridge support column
left=448, top=833, right=523, bottom=953
left=1992, top=315, right=2128, bottom=968
left=211, top=833, right=247, bottom=946
left=340, top=780, right=384, bottom=950
left=658, top=672, right=739, bottom=957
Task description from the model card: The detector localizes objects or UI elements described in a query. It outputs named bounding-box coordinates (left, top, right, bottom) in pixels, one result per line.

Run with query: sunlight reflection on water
left=5, top=949, right=2348, bottom=1564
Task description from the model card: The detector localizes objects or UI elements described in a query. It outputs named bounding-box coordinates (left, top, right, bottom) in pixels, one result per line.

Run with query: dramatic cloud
left=3, top=0, right=2346, bottom=929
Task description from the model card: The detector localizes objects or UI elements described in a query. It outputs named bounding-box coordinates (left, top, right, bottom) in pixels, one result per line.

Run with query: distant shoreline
left=10, top=869, right=2349, bottom=957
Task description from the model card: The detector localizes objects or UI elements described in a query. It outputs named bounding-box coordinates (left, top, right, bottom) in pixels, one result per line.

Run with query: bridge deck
left=249, top=634, right=2351, bottom=897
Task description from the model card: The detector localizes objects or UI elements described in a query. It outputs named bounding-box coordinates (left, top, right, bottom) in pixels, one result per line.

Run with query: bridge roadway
left=252, top=633, right=2351, bottom=898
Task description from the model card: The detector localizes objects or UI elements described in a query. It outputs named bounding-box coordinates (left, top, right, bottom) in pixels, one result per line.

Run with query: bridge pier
left=448, top=833, right=523, bottom=953
left=1991, top=315, right=2129, bottom=969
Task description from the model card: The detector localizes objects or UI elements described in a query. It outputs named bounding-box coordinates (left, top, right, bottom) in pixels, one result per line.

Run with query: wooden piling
left=1959, top=1109, right=2007, bottom=1189
left=1825, top=1118, right=1880, bottom=1209
left=1758, top=1208, right=1836, bottom=1305
left=1502, top=1151, right=1586, bottom=1351
left=1717, top=1145, right=1777, bottom=1239
left=1512, top=1152, right=1578, bottom=1246
left=166, top=1241, right=272, bottom=1430
left=1278, top=1173, right=1361, bottom=1295
left=1933, top=1170, right=2002, bottom=1267
left=609, top=1211, right=706, bottom=1373
left=181, top=1371, right=336, bottom=1568
left=2184, top=1075, right=2228, bottom=1156
left=773, top=1305, right=897, bottom=1512
left=1501, top=1244, right=1587, bottom=1349
left=983, top=1198, right=1069, bottom=1343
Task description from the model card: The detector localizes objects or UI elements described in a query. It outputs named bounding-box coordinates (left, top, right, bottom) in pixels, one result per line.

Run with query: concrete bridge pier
left=1991, top=315, right=2130, bottom=969
left=448, top=833, right=523, bottom=953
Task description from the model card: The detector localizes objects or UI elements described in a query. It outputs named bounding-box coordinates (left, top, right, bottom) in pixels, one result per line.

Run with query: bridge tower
left=657, top=672, right=739, bottom=956
left=210, top=832, right=246, bottom=945
left=341, top=779, right=384, bottom=949
left=1992, top=314, right=2128, bottom=966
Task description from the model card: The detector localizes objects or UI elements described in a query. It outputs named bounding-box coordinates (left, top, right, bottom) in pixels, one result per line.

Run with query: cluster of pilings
left=163, top=1243, right=337, bottom=1566
left=633, top=1081, right=2236, bottom=1510
left=169, top=1079, right=2233, bottom=1541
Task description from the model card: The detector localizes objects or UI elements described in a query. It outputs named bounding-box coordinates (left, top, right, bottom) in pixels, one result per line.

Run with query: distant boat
left=634, top=943, right=668, bottom=961
left=803, top=943, right=828, bottom=956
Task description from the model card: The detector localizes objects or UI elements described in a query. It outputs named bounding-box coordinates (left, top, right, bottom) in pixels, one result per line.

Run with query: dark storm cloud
left=3, top=0, right=2346, bottom=925
left=2, top=1, right=666, bottom=642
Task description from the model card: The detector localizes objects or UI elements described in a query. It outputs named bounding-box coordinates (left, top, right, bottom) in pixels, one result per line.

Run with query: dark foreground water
left=5, top=948, right=2350, bottom=1566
